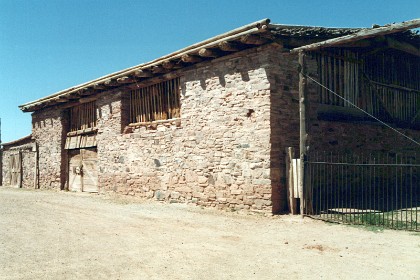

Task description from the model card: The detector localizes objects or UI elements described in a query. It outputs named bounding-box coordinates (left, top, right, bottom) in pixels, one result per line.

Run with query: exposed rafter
left=240, top=34, right=268, bottom=45
left=198, top=48, right=222, bottom=58
left=181, top=54, right=202, bottom=63
left=386, top=37, right=420, bottom=57
left=103, top=79, right=118, bottom=87
left=133, top=69, right=153, bottom=78
left=117, top=76, right=135, bottom=84
left=218, top=41, right=241, bottom=51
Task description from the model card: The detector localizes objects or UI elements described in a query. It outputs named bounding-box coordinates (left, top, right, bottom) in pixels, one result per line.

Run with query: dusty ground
left=0, top=187, right=419, bottom=280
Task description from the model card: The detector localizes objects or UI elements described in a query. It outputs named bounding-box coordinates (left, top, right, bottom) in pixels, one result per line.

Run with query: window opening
left=315, top=49, right=420, bottom=128
left=129, top=77, right=180, bottom=124
left=69, top=101, right=97, bottom=132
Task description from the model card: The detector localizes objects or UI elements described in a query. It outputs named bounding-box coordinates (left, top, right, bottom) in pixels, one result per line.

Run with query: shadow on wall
left=60, top=110, right=69, bottom=190
left=268, top=60, right=300, bottom=214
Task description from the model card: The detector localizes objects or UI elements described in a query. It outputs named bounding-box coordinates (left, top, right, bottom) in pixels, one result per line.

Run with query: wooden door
left=81, top=149, right=98, bottom=193
left=69, top=150, right=82, bottom=192
left=9, top=152, right=22, bottom=188
left=68, top=148, right=98, bottom=193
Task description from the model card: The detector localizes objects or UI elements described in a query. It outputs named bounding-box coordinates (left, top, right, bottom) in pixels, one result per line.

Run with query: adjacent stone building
left=1, top=135, right=37, bottom=189
left=2, top=19, right=419, bottom=213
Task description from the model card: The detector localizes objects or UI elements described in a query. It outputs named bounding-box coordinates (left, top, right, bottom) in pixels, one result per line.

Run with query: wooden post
left=286, top=147, right=298, bottom=214
left=33, top=143, right=39, bottom=189
left=18, top=150, right=22, bottom=188
left=298, top=51, right=308, bottom=218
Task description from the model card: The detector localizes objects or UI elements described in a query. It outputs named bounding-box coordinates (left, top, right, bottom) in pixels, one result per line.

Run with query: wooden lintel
left=162, top=72, right=177, bottom=80
left=117, top=76, right=134, bottom=84
left=128, top=118, right=181, bottom=127
left=240, top=34, right=268, bottom=45
left=386, top=37, right=420, bottom=57
left=198, top=48, right=222, bottom=58
left=181, top=54, right=202, bottom=63
left=133, top=69, right=153, bottom=78
left=60, top=100, right=83, bottom=109
left=218, top=41, right=241, bottom=51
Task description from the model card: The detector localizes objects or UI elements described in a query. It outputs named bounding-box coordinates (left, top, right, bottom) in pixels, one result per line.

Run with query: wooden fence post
left=298, top=50, right=308, bottom=217
left=286, top=147, right=298, bottom=214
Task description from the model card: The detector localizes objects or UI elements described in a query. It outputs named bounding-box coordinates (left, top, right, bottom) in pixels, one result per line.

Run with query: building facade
left=2, top=19, right=419, bottom=213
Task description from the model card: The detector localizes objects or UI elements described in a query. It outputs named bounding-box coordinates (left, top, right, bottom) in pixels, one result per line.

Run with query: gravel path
left=0, top=187, right=419, bottom=280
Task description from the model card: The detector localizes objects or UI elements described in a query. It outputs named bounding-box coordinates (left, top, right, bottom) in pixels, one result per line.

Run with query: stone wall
left=32, top=107, right=68, bottom=189
left=95, top=44, right=298, bottom=213
left=1, top=137, right=36, bottom=188
left=12, top=43, right=419, bottom=215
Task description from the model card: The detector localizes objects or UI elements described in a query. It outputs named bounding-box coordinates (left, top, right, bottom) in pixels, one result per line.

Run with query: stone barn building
left=1, top=19, right=419, bottom=214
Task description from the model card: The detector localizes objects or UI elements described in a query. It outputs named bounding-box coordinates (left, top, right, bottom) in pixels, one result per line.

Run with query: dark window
left=129, top=77, right=180, bottom=124
left=69, top=101, right=97, bottom=132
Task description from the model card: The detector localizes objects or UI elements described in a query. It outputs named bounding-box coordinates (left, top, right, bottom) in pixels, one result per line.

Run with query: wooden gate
left=8, top=152, right=22, bottom=187
left=68, top=148, right=98, bottom=192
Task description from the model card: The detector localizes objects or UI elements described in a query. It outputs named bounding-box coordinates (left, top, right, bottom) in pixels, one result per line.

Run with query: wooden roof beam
left=56, top=95, right=70, bottom=103
left=162, top=60, right=175, bottom=69
left=79, top=97, right=97, bottom=103
left=198, top=48, right=222, bottom=58
left=133, top=69, right=153, bottom=78
left=386, top=37, right=420, bottom=57
left=181, top=54, right=202, bottom=63
left=151, top=65, right=167, bottom=73
left=240, top=34, right=269, bottom=45
left=336, top=39, right=373, bottom=48
left=103, top=79, right=119, bottom=87
left=218, top=41, right=242, bottom=51
left=93, top=83, right=106, bottom=90
left=117, top=76, right=135, bottom=84
left=78, top=88, right=93, bottom=96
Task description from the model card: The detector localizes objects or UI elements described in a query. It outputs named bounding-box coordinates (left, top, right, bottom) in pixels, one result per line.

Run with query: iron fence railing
left=305, top=152, right=419, bottom=231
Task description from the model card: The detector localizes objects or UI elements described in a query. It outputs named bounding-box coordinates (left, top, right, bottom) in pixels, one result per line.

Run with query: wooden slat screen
left=130, top=78, right=180, bottom=123
left=315, top=49, right=420, bottom=128
left=69, top=102, right=97, bottom=132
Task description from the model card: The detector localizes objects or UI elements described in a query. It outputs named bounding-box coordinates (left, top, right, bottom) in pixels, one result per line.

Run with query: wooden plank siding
left=314, top=49, right=420, bottom=128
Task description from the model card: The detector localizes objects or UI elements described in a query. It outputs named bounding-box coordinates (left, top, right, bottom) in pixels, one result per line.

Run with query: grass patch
left=316, top=211, right=419, bottom=232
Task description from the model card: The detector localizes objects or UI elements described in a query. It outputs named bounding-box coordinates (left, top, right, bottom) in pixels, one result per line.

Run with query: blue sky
left=0, top=0, right=419, bottom=142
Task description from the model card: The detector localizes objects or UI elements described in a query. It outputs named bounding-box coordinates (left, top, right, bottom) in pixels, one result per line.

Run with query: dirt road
left=0, top=187, right=418, bottom=280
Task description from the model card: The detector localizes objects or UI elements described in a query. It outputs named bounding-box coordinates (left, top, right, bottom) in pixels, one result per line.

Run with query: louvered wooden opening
left=69, top=101, right=97, bottom=132
left=129, top=78, right=180, bottom=123
left=315, top=49, right=420, bottom=129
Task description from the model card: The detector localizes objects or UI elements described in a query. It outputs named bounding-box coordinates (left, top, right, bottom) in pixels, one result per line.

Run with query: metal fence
left=305, top=152, right=420, bottom=231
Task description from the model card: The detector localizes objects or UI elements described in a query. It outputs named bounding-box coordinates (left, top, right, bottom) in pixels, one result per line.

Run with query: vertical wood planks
left=316, top=48, right=419, bottom=127
left=128, top=77, right=181, bottom=124
left=69, top=101, right=97, bottom=132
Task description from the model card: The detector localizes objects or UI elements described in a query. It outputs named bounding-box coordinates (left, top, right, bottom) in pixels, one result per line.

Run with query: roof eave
left=19, top=18, right=272, bottom=112
left=290, top=18, right=420, bottom=53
